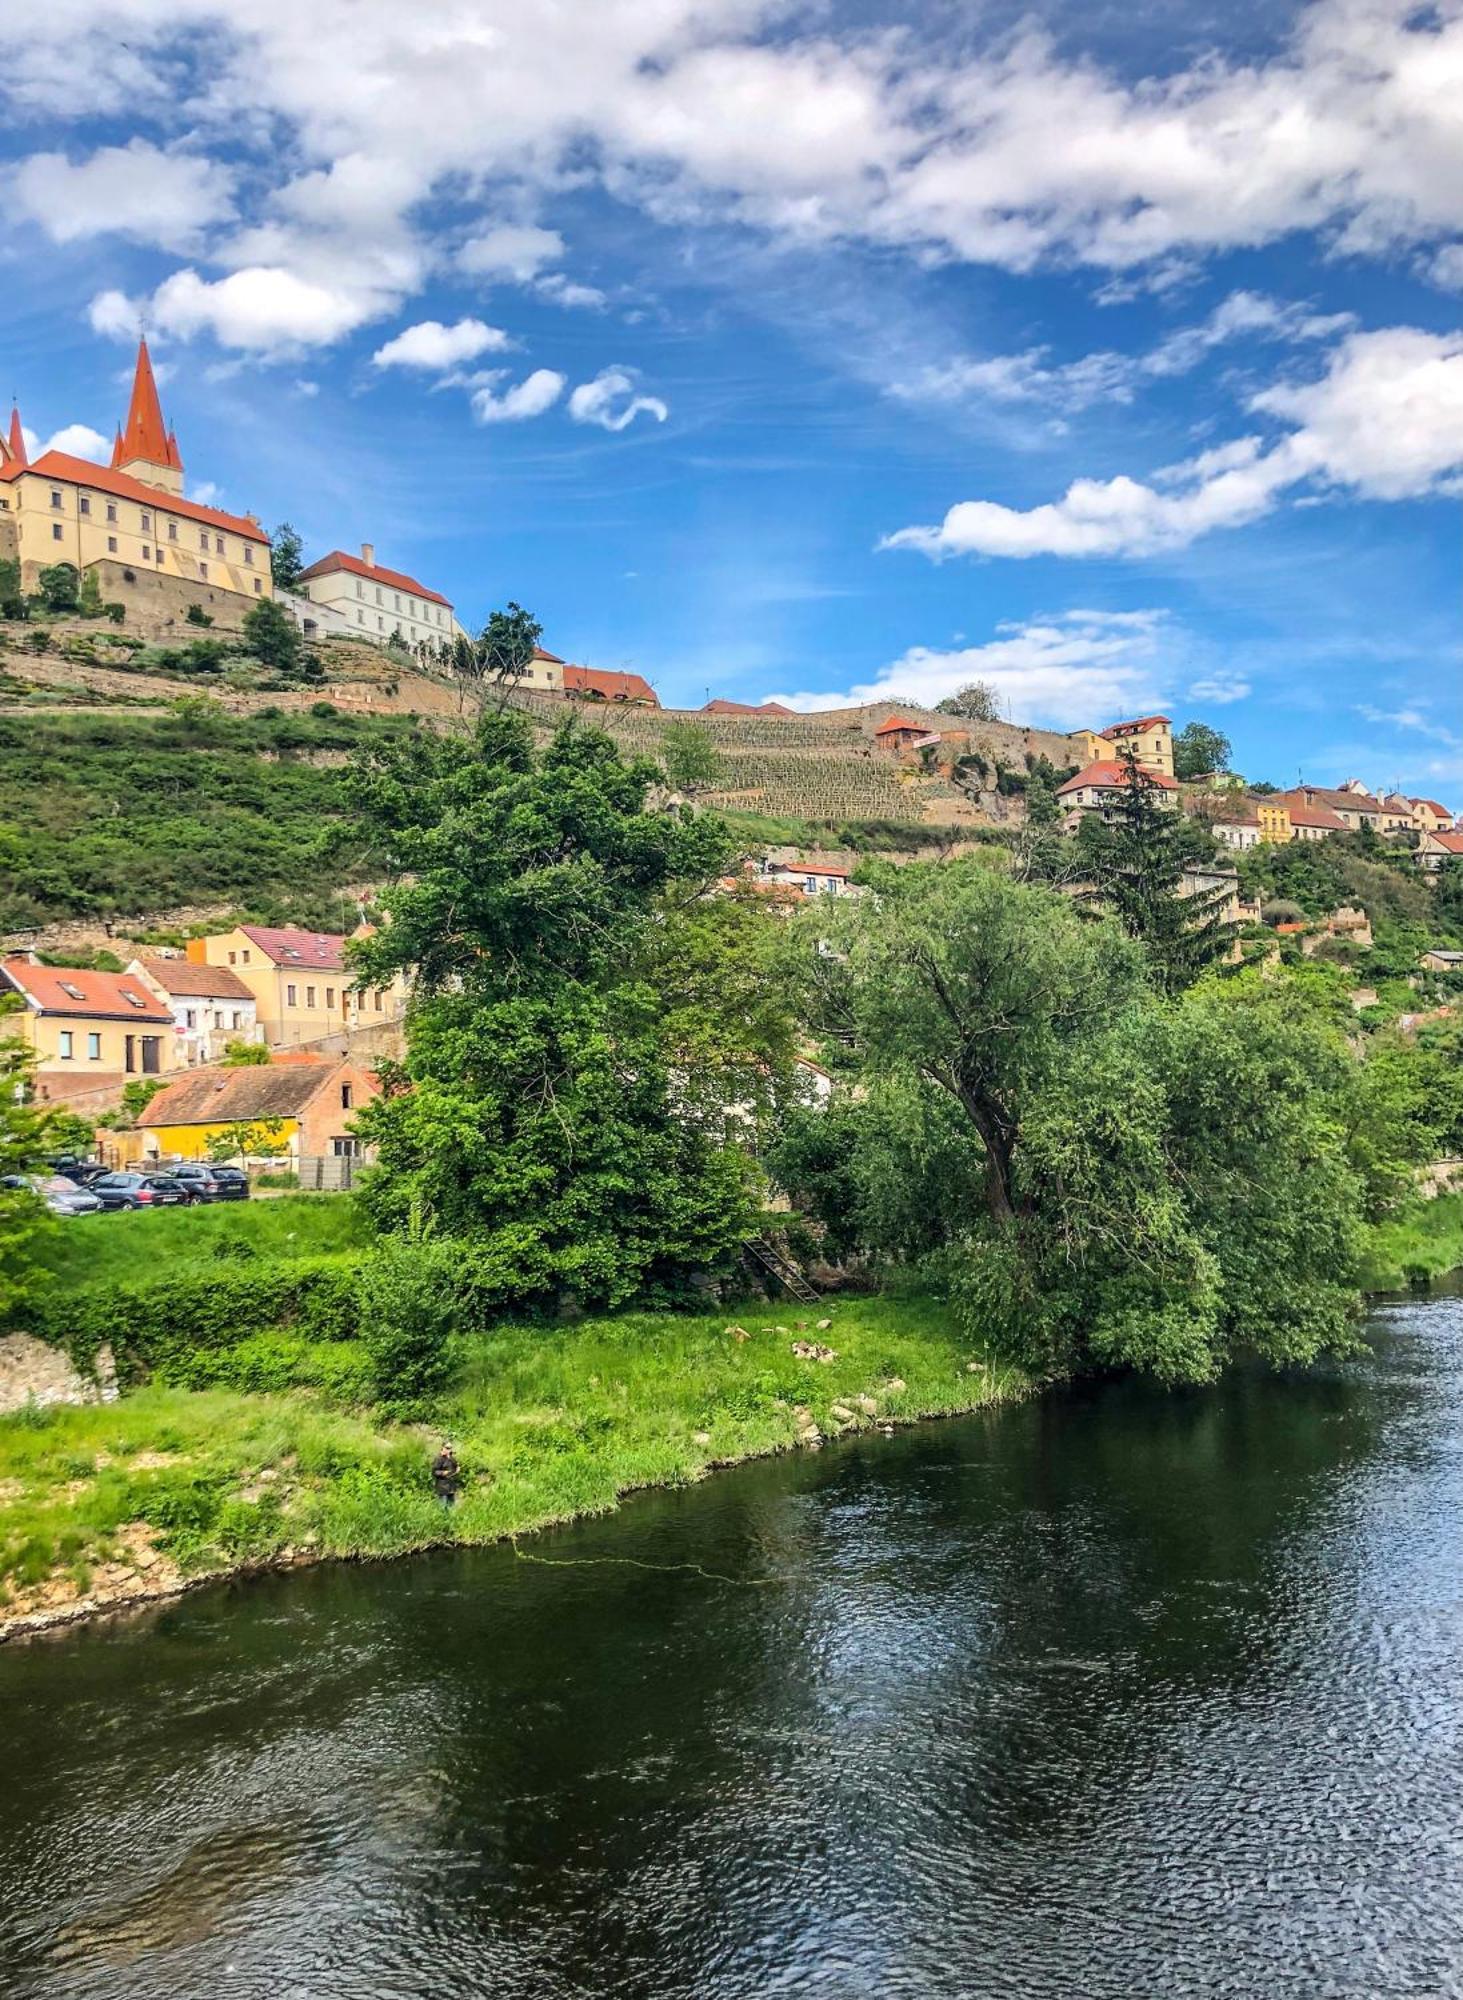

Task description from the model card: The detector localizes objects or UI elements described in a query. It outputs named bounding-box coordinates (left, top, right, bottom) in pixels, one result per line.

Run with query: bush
left=355, top=1239, right=459, bottom=1413
left=185, top=604, right=214, bottom=627
left=105, top=603, right=126, bottom=624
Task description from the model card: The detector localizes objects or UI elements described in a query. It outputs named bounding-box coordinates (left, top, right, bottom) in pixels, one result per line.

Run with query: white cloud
left=1189, top=676, right=1252, bottom=706
left=459, top=225, right=565, bottom=281
left=20, top=422, right=110, bottom=463
left=765, top=609, right=1172, bottom=726
left=568, top=366, right=668, bottom=431
left=886, top=327, right=1463, bottom=559
left=371, top=318, right=512, bottom=370
left=87, top=289, right=144, bottom=341
left=143, top=266, right=376, bottom=353
left=1431, top=245, right=1463, bottom=291
left=470, top=368, right=566, bottom=423
left=11, top=140, right=234, bottom=251
left=536, top=273, right=607, bottom=310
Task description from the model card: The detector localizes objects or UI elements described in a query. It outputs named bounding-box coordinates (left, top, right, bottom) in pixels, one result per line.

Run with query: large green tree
left=269, top=522, right=306, bottom=592
left=1173, top=720, right=1231, bottom=779
left=349, top=711, right=780, bottom=1305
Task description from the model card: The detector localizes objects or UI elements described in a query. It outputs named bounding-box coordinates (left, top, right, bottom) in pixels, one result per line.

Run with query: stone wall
left=65, top=559, right=259, bottom=639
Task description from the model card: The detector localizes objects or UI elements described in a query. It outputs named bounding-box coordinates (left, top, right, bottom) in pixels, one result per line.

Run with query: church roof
left=0, top=449, right=268, bottom=540
left=113, top=337, right=181, bottom=473
left=4, top=407, right=25, bottom=469
left=297, top=550, right=451, bottom=607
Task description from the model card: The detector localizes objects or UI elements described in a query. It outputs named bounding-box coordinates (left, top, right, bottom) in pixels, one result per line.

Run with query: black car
left=169, top=1164, right=226, bottom=1203
left=208, top=1165, right=251, bottom=1201
left=90, top=1171, right=192, bottom=1211
left=50, top=1157, right=109, bottom=1187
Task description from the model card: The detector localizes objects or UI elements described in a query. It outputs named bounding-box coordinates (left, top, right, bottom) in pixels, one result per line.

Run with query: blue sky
left=2, top=0, right=1461, bottom=796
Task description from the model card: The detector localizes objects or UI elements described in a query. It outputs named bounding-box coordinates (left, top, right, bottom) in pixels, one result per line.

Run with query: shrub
left=104, top=603, right=126, bottom=624
left=355, top=1239, right=460, bottom=1413
left=185, top=603, right=214, bottom=627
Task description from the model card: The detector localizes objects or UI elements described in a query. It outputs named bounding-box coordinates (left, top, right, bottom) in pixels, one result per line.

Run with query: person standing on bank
left=432, top=1444, right=461, bottom=1508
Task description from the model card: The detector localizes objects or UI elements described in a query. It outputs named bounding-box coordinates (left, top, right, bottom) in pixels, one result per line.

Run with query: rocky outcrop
left=0, top=1334, right=117, bottom=1415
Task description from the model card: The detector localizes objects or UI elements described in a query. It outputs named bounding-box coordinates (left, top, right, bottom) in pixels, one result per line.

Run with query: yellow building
left=0, top=954, right=178, bottom=1104
left=139, top=1058, right=381, bottom=1166
left=0, top=338, right=270, bottom=614
left=1087, top=714, right=1175, bottom=778
left=189, top=924, right=407, bottom=1048
left=1256, top=799, right=1292, bottom=843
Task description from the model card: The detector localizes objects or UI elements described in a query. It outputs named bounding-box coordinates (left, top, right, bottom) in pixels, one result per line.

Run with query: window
left=341, top=1083, right=353, bottom=1110
left=88, top=1032, right=101, bottom=1060
left=107, top=536, right=118, bottom=553
left=374, top=989, right=383, bottom=1013
left=244, top=546, right=253, bottom=565
left=199, top=530, right=209, bottom=550
left=305, top=985, right=316, bottom=1009
left=156, top=547, right=163, bottom=564
left=231, top=1012, right=242, bottom=1030
left=253, top=578, right=262, bottom=594
left=142, top=545, right=150, bottom=560
left=185, top=1009, right=196, bottom=1030
left=375, top=587, right=382, bottom=605
left=59, top=1031, right=74, bottom=1059
left=395, top=593, right=402, bottom=611
left=241, top=950, right=250, bottom=964
left=79, top=496, right=90, bottom=517
left=286, top=983, right=297, bottom=1007
left=357, top=610, right=364, bottom=625
left=356, top=581, right=363, bottom=599
left=141, top=512, right=151, bottom=533
left=228, top=951, right=236, bottom=964
left=325, top=987, right=335, bottom=1009
left=52, top=523, right=63, bottom=541
left=199, top=562, right=208, bottom=580
left=120, top=989, right=148, bottom=1009
left=378, top=616, right=384, bottom=631
left=50, top=489, right=62, bottom=509
left=168, top=521, right=177, bottom=541
left=215, top=535, right=224, bottom=554
left=106, top=501, right=117, bottom=524
left=331, top=1137, right=361, bottom=1157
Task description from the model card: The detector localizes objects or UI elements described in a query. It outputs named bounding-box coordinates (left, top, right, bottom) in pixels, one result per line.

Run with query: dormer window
left=120, top=989, right=148, bottom=1009
left=58, top=980, right=85, bottom=1000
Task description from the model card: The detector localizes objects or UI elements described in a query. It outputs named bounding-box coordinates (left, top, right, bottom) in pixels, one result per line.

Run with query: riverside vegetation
left=2, top=694, right=1462, bottom=1630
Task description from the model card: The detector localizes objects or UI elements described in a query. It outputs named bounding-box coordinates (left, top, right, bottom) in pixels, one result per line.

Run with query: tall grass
left=1359, top=1193, right=1463, bottom=1291
left=31, top=1194, right=369, bottom=1296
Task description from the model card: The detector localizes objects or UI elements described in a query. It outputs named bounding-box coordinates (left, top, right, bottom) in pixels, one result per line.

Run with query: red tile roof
left=703, top=698, right=796, bottom=717
left=1275, top=789, right=1360, bottom=827
left=236, top=926, right=349, bottom=971
left=134, top=957, right=256, bottom=1001
left=875, top=715, right=926, bottom=736
left=139, top=1060, right=378, bottom=1128
left=1059, top=760, right=1179, bottom=794
left=297, top=550, right=451, bottom=607
left=1102, top=715, right=1172, bottom=734
left=1429, top=830, right=1463, bottom=855
left=2, top=450, right=267, bottom=541
left=1, top=957, right=173, bottom=1022
left=114, top=337, right=179, bottom=473
left=564, top=664, right=658, bottom=704
left=533, top=645, right=565, bottom=665
left=1412, top=798, right=1453, bottom=819
left=5, top=407, right=25, bottom=470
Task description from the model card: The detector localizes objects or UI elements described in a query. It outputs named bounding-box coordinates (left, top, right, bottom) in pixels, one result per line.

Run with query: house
left=295, top=543, right=461, bottom=653
left=1091, top=715, right=1175, bottom=778
left=1417, top=829, right=1463, bottom=873
left=1211, top=797, right=1293, bottom=849
left=702, top=698, right=796, bottom=717
left=1281, top=782, right=1405, bottom=835
left=564, top=664, right=659, bottom=705
left=1420, top=949, right=1463, bottom=973
left=0, top=954, right=177, bottom=1103
left=516, top=646, right=567, bottom=693
left=1274, top=792, right=1349, bottom=841
left=1408, top=798, right=1456, bottom=834
left=139, top=1058, right=380, bottom=1166
left=756, top=850, right=857, bottom=898
left=0, top=338, right=270, bottom=620
left=127, top=956, right=262, bottom=1068
left=1180, top=866, right=1246, bottom=927
left=1057, top=759, right=1179, bottom=817
left=874, top=715, right=938, bottom=755
left=188, top=925, right=407, bottom=1048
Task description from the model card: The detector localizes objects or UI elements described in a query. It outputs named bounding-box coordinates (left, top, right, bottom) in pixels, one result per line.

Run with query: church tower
left=111, top=337, right=184, bottom=496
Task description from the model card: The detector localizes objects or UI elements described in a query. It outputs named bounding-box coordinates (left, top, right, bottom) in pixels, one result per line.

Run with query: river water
left=4, top=1290, right=1463, bottom=1998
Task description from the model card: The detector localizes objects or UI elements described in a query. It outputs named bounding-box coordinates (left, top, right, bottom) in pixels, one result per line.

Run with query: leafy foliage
left=936, top=681, right=1001, bottom=721
left=241, top=597, right=303, bottom=675
left=1173, top=720, right=1231, bottom=779
left=269, top=522, right=305, bottom=592
left=659, top=719, right=723, bottom=793
left=0, top=1035, right=59, bottom=1318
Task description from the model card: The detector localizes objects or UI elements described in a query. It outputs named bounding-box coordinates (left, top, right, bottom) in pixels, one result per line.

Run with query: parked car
left=207, top=1165, right=250, bottom=1201
left=1, top=1173, right=104, bottom=1217
left=50, top=1157, right=109, bottom=1187
left=90, top=1171, right=192, bottom=1211
left=169, top=1164, right=227, bottom=1203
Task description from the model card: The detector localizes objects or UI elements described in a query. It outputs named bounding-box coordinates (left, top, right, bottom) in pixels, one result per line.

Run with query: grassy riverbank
left=0, top=1292, right=1025, bottom=1637
left=1359, top=1193, right=1463, bottom=1292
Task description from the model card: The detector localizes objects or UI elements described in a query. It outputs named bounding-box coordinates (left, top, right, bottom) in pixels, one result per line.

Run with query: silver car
left=1, top=1174, right=104, bottom=1217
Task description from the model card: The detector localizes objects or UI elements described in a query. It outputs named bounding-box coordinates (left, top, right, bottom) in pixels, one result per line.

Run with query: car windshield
left=43, top=1177, right=83, bottom=1194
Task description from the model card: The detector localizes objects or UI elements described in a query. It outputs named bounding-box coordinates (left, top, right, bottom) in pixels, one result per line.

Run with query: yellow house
left=1256, top=799, right=1293, bottom=844
left=189, top=924, right=407, bottom=1048
left=139, top=1058, right=381, bottom=1164
left=0, top=338, right=271, bottom=616
left=1091, top=714, right=1175, bottom=778
left=0, top=954, right=178, bottom=1104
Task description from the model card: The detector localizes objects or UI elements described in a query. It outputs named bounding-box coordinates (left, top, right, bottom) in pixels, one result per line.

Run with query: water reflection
left=3, top=1292, right=1462, bottom=1998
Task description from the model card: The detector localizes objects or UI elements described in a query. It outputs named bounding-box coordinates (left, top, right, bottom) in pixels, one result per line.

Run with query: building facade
left=189, top=925, right=407, bottom=1047
left=296, top=544, right=460, bottom=652
left=0, top=955, right=177, bottom=1103
left=0, top=340, right=270, bottom=615
left=139, top=1057, right=380, bottom=1165
left=127, top=957, right=262, bottom=1068
left=1057, top=759, right=1179, bottom=817
left=1086, top=715, right=1175, bottom=778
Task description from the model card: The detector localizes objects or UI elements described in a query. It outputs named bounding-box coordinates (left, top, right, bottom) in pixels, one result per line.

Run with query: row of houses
left=1210, top=780, right=1463, bottom=864
left=1, top=922, right=407, bottom=1105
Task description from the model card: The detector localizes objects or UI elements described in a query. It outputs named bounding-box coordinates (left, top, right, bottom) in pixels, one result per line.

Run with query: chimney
left=361, top=542, right=375, bottom=568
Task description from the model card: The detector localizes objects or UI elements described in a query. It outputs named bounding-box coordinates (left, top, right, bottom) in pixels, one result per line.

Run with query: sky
left=2, top=0, right=1461, bottom=797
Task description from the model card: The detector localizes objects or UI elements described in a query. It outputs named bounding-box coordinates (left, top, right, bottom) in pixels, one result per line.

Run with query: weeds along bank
left=0, top=1230, right=1024, bottom=1639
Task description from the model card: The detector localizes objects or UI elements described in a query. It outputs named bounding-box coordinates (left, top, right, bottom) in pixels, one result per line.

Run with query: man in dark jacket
left=432, top=1443, right=461, bottom=1507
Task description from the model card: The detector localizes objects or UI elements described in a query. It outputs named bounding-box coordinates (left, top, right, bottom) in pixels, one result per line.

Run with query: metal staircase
left=745, top=1235, right=820, bottom=1302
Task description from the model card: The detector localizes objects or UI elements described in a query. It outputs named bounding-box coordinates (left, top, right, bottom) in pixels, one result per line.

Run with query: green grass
left=1359, top=1192, right=1463, bottom=1291
left=0, top=1293, right=1023, bottom=1626
left=32, top=1194, right=369, bottom=1295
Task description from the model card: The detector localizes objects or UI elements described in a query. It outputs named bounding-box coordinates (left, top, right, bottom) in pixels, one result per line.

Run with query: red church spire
left=5, top=405, right=26, bottom=469
left=117, top=336, right=177, bottom=472
left=111, top=424, right=125, bottom=469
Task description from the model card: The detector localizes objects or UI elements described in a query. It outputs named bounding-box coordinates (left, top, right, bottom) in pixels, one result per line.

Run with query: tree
left=269, top=522, right=306, bottom=593
left=450, top=602, right=543, bottom=713
left=348, top=709, right=762, bottom=1307
left=0, top=1035, right=60, bottom=1318
left=37, top=564, right=80, bottom=614
left=221, top=1039, right=270, bottom=1065
left=205, top=1117, right=287, bottom=1162
left=1434, top=858, right=1463, bottom=937
left=659, top=720, right=722, bottom=794
left=1173, top=720, right=1232, bottom=780
left=77, top=569, right=103, bottom=618
left=97, top=1077, right=169, bottom=1131
left=1075, top=752, right=1233, bottom=992
left=0, top=559, right=24, bottom=618
left=242, top=597, right=304, bottom=676
left=936, top=681, right=1002, bottom=722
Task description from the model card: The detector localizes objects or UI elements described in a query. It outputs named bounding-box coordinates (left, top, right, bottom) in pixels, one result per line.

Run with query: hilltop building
left=295, top=543, right=462, bottom=652
left=1058, top=760, right=1179, bottom=821
left=1073, top=715, right=1175, bottom=779
left=0, top=338, right=270, bottom=623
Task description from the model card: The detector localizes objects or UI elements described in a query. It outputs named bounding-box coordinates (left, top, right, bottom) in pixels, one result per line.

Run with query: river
left=3, top=1289, right=1463, bottom=1998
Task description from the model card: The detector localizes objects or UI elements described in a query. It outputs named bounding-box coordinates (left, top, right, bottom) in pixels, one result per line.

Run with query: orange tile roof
left=298, top=549, right=450, bottom=607
left=5, top=407, right=25, bottom=469
left=1, top=957, right=173, bottom=1023
left=875, top=715, right=926, bottom=736
left=1103, top=714, right=1172, bottom=734
left=703, top=698, right=796, bottom=716
left=564, top=664, right=658, bottom=704
left=114, top=337, right=178, bottom=473
left=7, top=451, right=267, bottom=540
left=1412, top=798, right=1453, bottom=818
left=1059, top=759, right=1179, bottom=793
left=1429, top=830, right=1463, bottom=854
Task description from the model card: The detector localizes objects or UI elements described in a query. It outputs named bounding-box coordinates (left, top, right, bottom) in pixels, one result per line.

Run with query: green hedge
left=26, top=1255, right=366, bottom=1385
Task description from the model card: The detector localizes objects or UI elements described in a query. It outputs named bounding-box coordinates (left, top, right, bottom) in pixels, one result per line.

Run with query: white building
left=127, top=956, right=263, bottom=1068
left=296, top=543, right=464, bottom=653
